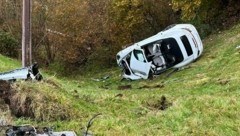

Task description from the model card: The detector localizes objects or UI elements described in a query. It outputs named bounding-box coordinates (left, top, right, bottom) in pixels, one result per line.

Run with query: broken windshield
left=133, top=50, right=146, bottom=62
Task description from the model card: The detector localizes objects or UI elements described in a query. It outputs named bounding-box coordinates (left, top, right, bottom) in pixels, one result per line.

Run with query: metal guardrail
left=0, top=62, right=43, bottom=81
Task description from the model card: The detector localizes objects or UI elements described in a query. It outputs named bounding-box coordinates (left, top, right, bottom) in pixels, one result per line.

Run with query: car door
left=130, top=49, right=152, bottom=79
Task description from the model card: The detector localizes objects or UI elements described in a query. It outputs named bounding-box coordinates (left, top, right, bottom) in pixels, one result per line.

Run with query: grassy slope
left=1, top=24, right=240, bottom=135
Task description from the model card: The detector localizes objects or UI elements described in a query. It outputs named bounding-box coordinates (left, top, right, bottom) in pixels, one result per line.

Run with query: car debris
left=0, top=62, right=43, bottom=81
left=116, top=24, right=203, bottom=80
left=0, top=114, right=102, bottom=136
left=0, top=125, right=77, bottom=136
left=91, top=75, right=110, bottom=82
left=236, top=45, right=240, bottom=49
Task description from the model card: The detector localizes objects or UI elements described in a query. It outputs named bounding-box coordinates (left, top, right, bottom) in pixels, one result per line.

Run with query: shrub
left=0, top=30, right=18, bottom=58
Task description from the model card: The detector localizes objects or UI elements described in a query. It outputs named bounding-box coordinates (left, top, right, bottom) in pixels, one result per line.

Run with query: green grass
left=1, top=24, right=240, bottom=135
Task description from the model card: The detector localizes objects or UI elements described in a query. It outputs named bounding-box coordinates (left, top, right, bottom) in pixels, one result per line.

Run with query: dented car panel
left=116, top=24, right=203, bottom=80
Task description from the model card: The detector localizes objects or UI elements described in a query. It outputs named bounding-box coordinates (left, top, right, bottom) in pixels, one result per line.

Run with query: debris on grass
left=2, top=125, right=77, bottom=136
left=236, top=45, right=240, bottom=49
left=91, top=75, right=110, bottom=82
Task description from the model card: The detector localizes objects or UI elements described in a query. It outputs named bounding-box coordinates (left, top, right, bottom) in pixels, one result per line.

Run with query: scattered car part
left=40, top=127, right=77, bottom=136
left=0, top=62, right=43, bottom=81
left=1, top=125, right=77, bottom=136
left=1, top=114, right=102, bottom=136
left=236, top=45, right=240, bottom=49
left=116, top=24, right=203, bottom=80
left=91, top=75, right=110, bottom=82
left=5, top=125, right=36, bottom=136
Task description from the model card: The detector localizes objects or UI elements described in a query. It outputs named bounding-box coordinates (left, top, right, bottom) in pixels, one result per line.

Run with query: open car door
left=130, top=49, right=152, bottom=79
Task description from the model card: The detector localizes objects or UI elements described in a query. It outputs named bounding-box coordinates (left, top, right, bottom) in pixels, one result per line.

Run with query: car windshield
left=133, top=50, right=146, bottom=62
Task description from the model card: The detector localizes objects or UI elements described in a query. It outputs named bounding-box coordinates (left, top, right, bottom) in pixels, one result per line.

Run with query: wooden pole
left=22, top=0, right=31, bottom=67
left=29, top=0, right=32, bottom=65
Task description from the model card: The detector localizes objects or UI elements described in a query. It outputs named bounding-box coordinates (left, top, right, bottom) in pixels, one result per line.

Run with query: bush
left=0, top=30, right=18, bottom=58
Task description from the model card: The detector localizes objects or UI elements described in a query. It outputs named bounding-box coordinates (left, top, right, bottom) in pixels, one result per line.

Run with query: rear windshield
left=181, top=35, right=193, bottom=56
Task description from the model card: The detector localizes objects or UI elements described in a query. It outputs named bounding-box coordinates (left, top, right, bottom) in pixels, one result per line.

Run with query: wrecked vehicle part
left=116, top=24, right=203, bottom=80
left=0, top=63, right=43, bottom=81
left=3, top=125, right=77, bottom=136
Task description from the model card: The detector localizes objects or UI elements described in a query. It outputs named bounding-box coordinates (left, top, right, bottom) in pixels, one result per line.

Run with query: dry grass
left=9, top=81, right=82, bottom=122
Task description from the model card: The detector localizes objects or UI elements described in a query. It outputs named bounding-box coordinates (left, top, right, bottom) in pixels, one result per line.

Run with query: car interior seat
left=147, top=42, right=166, bottom=67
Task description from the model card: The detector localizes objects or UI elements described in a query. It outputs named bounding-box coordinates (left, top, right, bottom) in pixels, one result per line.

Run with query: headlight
left=116, top=55, right=120, bottom=60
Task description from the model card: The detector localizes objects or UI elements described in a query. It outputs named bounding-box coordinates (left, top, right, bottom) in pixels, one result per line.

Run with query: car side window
left=133, top=50, right=146, bottom=62
left=181, top=35, right=193, bottom=56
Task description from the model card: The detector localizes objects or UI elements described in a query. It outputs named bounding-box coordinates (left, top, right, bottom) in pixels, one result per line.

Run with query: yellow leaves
left=194, top=0, right=202, bottom=6
left=172, top=0, right=203, bottom=21
left=110, top=0, right=145, bottom=39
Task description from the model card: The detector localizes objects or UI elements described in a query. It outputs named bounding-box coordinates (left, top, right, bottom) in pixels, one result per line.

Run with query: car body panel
left=129, top=49, right=152, bottom=79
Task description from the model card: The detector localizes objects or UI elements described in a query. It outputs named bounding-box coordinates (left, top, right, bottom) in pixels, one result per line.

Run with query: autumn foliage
left=0, top=0, right=240, bottom=73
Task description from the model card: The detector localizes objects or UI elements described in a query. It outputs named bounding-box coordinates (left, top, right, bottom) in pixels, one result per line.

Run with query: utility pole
left=22, top=0, right=32, bottom=67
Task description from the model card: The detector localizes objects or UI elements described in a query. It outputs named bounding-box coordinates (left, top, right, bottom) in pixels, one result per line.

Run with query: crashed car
left=116, top=24, right=203, bottom=80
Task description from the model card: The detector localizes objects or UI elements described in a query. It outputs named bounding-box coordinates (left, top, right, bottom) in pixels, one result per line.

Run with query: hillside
left=1, top=24, right=240, bottom=135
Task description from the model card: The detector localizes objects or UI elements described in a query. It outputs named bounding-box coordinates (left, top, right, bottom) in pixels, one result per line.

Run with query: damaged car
left=116, top=24, right=203, bottom=80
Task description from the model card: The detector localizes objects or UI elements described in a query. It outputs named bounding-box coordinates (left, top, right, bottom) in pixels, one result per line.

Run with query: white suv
left=116, top=24, right=203, bottom=80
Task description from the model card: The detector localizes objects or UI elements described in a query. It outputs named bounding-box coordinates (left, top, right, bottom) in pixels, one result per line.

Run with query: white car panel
left=130, top=49, right=152, bottom=79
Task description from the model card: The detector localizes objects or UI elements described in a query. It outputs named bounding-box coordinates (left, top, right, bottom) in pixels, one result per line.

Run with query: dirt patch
left=145, top=96, right=172, bottom=111
left=0, top=81, right=35, bottom=119
left=44, top=79, right=61, bottom=89
left=217, top=78, right=230, bottom=85
left=99, top=83, right=112, bottom=90
left=10, top=95, right=35, bottom=119
left=0, top=80, right=11, bottom=104
left=0, top=81, right=77, bottom=121
left=0, top=80, right=13, bottom=131
left=138, top=84, right=164, bottom=89
left=10, top=83, right=75, bottom=121
left=115, top=93, right=123, bottom=98
left=118, top=85, right=132, bottom=90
